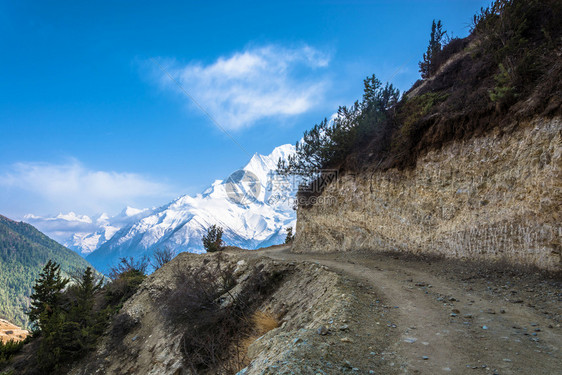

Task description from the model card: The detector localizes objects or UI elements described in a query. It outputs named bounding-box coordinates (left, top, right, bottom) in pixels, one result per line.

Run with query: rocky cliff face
left=293, top=118, right=561, bottom=271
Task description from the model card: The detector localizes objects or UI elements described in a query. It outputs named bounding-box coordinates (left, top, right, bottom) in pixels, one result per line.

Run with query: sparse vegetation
left=419, top=19, right=446, bottom=79
left=0, top=340, right=24, bottom=367
left=284, top=227, right=294, bottom=244
left=202, top=224, right=225, bottom=253
left=150, top=247, right=176, bottom=270
left=159, top=254, right=284, bottom=373
left=282, top=0, right=561, bottom=207
left=277, top=74, right=399, bottom=184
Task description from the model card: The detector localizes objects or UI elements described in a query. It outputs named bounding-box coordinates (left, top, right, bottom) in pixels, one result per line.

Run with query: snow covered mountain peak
left=82, top=144, right=297, bottom=273
left=24, top=144, right=297, bottom=273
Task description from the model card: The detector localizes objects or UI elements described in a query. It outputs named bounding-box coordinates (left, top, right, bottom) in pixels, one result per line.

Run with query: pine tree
left=284, top=227, right=294, bottom=244
left=419, top=20, right=446, bottom=79
left=202, top=225, right=225, bottom=253
left=27, top=260, right=69, bottom=329
left=71, top=267, right=100, bottom=333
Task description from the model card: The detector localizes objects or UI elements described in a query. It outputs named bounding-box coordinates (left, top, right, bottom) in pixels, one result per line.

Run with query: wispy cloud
left=154, top=44, right=331, bottom=130
left=0, top=159, right=174, bottom=216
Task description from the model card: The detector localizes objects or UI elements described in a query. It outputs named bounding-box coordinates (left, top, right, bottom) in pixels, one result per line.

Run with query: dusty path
left=253, top=246, right=561, bottom=375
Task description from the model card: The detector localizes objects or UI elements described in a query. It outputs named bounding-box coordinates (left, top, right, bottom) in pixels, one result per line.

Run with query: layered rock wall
left=293, top=118, right=561, bottom=271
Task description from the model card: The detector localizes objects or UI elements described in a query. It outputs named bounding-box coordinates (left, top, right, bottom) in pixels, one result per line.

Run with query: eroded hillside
left=290, top=0, right=562, bottom=271
left=294, top=117, right=561, bottom=270
left=64, top=251, right=395, bottom=375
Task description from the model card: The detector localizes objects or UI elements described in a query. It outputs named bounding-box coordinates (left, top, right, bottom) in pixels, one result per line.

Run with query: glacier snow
left=26, top=144, right=297, bottom=273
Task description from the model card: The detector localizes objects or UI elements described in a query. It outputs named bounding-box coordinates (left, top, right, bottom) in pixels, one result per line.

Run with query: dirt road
left=254, top=245, right=561, bottom=375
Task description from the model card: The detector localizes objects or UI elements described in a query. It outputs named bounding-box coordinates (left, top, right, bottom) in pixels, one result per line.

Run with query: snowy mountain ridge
left=28, top=144, right=297, bottom=273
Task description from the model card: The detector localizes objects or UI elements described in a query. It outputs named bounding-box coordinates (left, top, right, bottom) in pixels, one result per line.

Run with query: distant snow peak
left=85, top=144, right=297, bottom=273
left=23, top=206, right=151, bottom=255
left=24, top=144, right=298, bottom=273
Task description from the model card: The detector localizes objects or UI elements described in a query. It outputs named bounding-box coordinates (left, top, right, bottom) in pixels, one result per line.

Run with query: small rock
left=339, top=324, right=349, bottom=331
left=422, top=356, right=429, bottom=360
left=317, top=326, right=329, bottom=335
left=503, top=358, right=512, bottom=362
left=341, top=337, right=353, bottom=343
left=482, top=325, right=488, bottom=330
left=485, top=308, right=496, bottom=314
left=449, top=297, right=457, bottom=302
left=463, top=314, right=473, bottom=319
left=415, top=282, right=426, bottom=287
left=500, top=308, right=506, bottom=314
left=451, top=309, right=460, bottom=314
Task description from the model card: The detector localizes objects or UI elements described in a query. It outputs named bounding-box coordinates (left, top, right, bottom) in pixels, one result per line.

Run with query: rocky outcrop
left=293, top=118, right=561, bottom=271
left=68, top=251, right=389, bottom=375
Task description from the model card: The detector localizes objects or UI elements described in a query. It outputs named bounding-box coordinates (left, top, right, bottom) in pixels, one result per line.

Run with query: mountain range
left=26, top=145, right=298, bottom=273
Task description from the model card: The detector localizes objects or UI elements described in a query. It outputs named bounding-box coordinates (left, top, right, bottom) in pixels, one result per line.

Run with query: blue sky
left=0, top=0, right=489, bottom=218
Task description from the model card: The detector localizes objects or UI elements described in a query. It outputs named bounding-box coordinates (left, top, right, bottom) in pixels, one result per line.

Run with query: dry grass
left=251, top=311, right=280, bottom=334
left=232, top=311, right=280, bottom=372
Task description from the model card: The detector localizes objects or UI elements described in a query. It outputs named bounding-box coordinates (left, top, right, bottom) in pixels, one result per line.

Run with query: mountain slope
left=24, top=207, right=156, bottom=255
left=292, top=0, right=562, bottom=270
left=0, top=215, right=94, bottom=328
left=86, top=144, right=297, bottom=274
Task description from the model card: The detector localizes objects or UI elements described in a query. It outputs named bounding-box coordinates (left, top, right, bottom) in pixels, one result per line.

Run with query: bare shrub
left=159, top=255, right=284, bottom=374
left=150, top=247, right=176, bottom=271
left=109, top=313, right=139, bottom=349
left=108, top=256, right=149, bottom=280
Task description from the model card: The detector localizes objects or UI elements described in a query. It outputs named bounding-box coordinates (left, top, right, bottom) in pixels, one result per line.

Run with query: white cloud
left=0, top=160, right=174, bottom=216
left=156, top=44, right=331, bottom=130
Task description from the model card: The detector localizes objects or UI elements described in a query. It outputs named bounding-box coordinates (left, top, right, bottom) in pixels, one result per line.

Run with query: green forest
left=0, top=215, right=93, bottom=328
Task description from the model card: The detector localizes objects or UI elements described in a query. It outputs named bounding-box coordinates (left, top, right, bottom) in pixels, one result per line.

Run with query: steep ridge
left=0, top=215, right=95, bottom=328
left=292, top=1, right=562, bottom=271
left=86, top=144, right=297, bottom=273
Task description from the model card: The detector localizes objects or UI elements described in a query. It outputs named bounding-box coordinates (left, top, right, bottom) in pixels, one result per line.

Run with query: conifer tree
left=419, top=20, right=446, bottom=78
left=202, top=225, right=225, bottom=253
left=27, top=260, right=69, bottom=329
left=284, top=227, right=294, bottom=244
left=70, top=267, right=100, bottom=333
